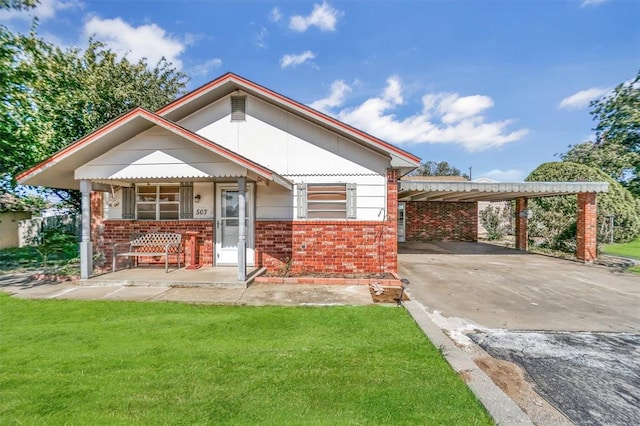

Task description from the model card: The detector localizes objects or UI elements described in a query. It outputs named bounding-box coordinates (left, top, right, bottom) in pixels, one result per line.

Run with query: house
left=17, top=72, right=608, bottom=281
left=0, top=194, right=33, bottom=249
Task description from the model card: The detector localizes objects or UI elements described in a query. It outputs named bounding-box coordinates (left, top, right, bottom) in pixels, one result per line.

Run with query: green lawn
left=602, top=237, right=640, bottom=260
left=0, top=295, right=492, bottom=425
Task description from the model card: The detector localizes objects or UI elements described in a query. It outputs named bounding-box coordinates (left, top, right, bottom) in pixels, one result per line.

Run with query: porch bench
left=112, top=232, right=183, bottom=273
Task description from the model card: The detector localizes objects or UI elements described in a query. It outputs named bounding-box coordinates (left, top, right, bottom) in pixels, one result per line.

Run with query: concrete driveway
left=399, top=241, right=640, bottom=425
left=399, top=241, right=640, bottom=332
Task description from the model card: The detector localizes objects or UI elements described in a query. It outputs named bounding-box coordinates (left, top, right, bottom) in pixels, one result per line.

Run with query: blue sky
left=2, top=0, right=638, bottom=181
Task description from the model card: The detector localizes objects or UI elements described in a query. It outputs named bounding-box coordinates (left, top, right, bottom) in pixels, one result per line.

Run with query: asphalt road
left=469, top=331, right=640, bottom=426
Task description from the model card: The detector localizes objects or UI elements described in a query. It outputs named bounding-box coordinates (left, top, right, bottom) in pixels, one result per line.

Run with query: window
left=136, top=184, right=180, bottom=220
left=297, top=183, right=356, bottom=219
left=231, top=96, right=246, bottom=121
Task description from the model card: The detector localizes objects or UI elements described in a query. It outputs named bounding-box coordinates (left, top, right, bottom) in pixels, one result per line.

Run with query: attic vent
left=231, top=96, right=246, bottom=121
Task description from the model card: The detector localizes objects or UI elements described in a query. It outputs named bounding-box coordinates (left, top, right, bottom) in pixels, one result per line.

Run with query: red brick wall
left=404, top=201, right=478, bottom=242
left=515, top=198, right=528, bottom=250
left=254, top=169, right=399, bottom=275
left=255, top=220, right=395, bottom=275
left=576, top=193, right=597, bottom=263
left=96, top=220, right=214, bottom=269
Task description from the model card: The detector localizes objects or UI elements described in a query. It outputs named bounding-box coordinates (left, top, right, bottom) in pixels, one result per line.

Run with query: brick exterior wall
left=255, top=220, right=395, bottom=275
left=515, top=197, right=528, bottom=250
left=254, top=169, right=399, bottom=275
left=576, top=192, right=598, bottom=263
left=95, top=220, right=214, bottom=270
left=91, top=169, right=400, bottom=275
left=404, top=201, right=478, bottom=242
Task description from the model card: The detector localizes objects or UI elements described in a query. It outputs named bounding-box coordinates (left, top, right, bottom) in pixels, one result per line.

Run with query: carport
left=398, top=180, right=609, bottom=262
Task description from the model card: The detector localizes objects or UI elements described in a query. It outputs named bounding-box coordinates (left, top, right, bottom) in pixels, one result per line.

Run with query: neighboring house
left=17, top=73, right=607, bottom=280
left=0, top=194, right=33, bottom=249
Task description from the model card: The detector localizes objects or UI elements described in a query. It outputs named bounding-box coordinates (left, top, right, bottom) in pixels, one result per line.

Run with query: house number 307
left=196, top=209, right=208, bottom=215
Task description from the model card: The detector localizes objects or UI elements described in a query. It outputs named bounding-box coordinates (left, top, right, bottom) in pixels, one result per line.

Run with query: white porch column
left=237, top=177, right=247, bottom=281
left=79, top=179, right=93, bottom=279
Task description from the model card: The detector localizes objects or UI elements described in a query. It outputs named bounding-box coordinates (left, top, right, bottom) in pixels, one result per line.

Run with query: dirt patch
left=474, top=356, right=572, bottom=426
left=369, top=286, right=410, bottom=303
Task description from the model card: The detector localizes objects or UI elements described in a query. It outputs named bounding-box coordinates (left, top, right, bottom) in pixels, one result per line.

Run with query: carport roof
left=399, top=180, right=609, bottom=202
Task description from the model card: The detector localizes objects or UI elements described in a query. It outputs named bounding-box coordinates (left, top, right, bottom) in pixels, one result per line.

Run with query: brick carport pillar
left=576, top=192, right=598, bottom=263
left=515, top=197, right=528, bottom=251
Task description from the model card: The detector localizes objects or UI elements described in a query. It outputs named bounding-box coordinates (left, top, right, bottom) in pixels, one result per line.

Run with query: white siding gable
left=75, top=127, right=246, bottom=180
left=178, top=94, right=391, bottom=177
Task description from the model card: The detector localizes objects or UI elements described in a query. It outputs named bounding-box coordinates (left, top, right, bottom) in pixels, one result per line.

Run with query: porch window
left=297, top=183, right=356, bottom=219
left=136, top=184, right=180, bottom=220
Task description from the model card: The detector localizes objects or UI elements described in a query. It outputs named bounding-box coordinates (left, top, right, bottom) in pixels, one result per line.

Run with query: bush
left=526, top=162, right=640, bottom=251
left=35, top=226, right=79, bottom=271
left=480, top=205, right=504, bottom=240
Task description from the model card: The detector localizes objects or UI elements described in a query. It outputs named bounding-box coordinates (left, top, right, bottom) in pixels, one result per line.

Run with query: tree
left=561, top=70, right=640, bottom=197
left=1, top=18, right=188, bottom=210
left=526, top=162, right=640, bottom=252
left=1, top=1, right=38, bottom=10
left=412, top=161, right=470, bottom=178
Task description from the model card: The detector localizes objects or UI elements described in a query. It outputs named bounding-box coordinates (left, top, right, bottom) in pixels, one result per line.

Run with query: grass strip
left=0, top=294, right=492, bottom=425
left=602, top=237, right=640, bottom=260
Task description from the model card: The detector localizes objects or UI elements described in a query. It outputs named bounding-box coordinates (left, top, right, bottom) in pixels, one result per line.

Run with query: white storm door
left=398, top=202, right=406, bottom=242
left=215, top=184, right=254, bottom=265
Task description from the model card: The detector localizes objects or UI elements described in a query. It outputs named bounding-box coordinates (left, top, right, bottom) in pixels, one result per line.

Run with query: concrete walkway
left=0, top=273, right=373, bottom=306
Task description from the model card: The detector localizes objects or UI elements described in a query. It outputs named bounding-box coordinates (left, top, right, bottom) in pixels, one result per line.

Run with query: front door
left=215, top=183, right=254, bottom=265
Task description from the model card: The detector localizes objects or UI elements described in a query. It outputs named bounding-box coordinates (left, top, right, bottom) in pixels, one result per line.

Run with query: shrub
left=526, top=162, right=640, bottom=251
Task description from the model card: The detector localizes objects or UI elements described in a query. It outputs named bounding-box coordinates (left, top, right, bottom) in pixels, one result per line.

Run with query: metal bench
left=112, top=232, right=183, bottom=273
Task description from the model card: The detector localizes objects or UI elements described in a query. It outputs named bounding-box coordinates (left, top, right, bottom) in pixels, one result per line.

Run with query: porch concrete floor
left=83, top=266, right=261, bottom=289
left=0, top=272, right=374, bottom=306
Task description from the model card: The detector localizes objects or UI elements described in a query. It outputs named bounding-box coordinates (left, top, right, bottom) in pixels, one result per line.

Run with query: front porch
left=82, top=266, right=264, bottom=289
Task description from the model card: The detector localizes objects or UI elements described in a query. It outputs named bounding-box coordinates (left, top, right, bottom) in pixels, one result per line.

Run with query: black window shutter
left=180, top=183, right=193, bottom=219
left=122, top=187, right=135, bottom=219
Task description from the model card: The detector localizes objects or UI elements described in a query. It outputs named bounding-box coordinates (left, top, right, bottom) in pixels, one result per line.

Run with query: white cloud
left=255, top=26, right=268, bottom=49
left=310, top=80, right=351, bottom=113
left=581, top=0, right=608, bottom=6
left=313, top=77, right=528, bottom=152
left=558, top=87, right=609, bottom=110
left=289, top=1, right=343, bottom=32
left=269, top=7, right=282, bottom=22
left=0, top=0, right=80, bottom=22
left=83, top=16, right=187, bottom=69
left=191, top=58, right=222, bottom=76
left=476, top=169, right=526, bottom=182
left=280, top=50, right=316, bottom=69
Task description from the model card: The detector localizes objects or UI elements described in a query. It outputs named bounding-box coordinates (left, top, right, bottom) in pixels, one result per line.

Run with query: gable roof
left=17, top=107, right=292, bottom=190
left=157, top=72, right=421, bottom=168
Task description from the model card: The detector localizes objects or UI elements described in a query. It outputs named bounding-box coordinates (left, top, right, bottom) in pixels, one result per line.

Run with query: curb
left=404, top=300, right=533, bottom=426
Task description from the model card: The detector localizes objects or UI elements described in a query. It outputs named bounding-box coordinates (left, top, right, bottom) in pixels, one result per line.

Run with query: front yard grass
left=0, top=294, right=492, bottom=425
